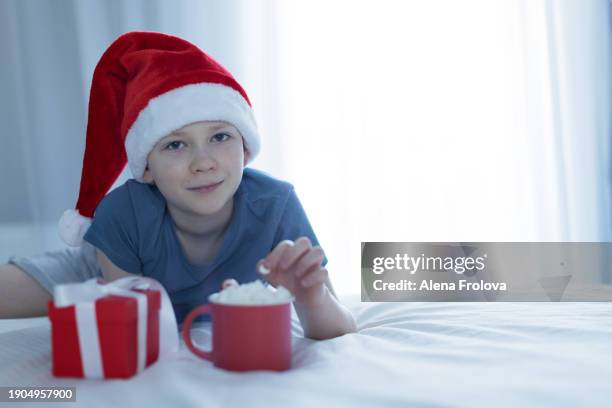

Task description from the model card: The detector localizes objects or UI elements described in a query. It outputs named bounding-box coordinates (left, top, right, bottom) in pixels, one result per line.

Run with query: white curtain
left=542, top=0, right=611, bottom=242
left=270, top=0, right=612, bottom=291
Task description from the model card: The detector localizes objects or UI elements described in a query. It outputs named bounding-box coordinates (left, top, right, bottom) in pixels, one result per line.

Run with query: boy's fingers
left=257, top=260, right=270, bottom=275
left=257, top=259, right=280, bottom=289
left=293, top=247, right=325, bottom=278
left=263, top=240, right=295, bottom=270
left=257, top=259, right=275, bottom=278
left=278, top=237, right=311, bottom=271
left=300, top=267, right=328, bottom=287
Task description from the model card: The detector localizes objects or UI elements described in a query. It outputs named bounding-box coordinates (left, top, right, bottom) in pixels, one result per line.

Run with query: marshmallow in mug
left=211, top=280, right=293, bottom=305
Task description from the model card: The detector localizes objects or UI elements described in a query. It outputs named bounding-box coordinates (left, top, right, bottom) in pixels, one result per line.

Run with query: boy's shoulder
left=240, top=168, right=298, bottom=223
left=241, top=167, right=294, bottom=200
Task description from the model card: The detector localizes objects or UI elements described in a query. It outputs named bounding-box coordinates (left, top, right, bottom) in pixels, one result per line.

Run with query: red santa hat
left=58, top=31, right=260, bottom=246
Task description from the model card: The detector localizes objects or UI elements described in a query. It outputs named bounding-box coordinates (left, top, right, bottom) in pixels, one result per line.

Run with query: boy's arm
left=293, top=273, right=358, bottom=340
left=0, top=263, right=52, bottom=318
left=0, top=249, right=135, bottom=318
left=258, top=238, right=358, bottom=340
left=95, top=249, right=136, bottom=282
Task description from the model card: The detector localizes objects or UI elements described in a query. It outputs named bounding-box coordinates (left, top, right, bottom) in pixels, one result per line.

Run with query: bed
left=1, top=292, right=611, bottom=408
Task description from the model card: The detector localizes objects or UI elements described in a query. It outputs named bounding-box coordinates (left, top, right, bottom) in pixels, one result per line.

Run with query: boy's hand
left=257, top=237, right=328, bottom=307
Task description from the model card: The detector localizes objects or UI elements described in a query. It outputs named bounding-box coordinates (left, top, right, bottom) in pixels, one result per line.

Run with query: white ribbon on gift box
left=53, top=277, right=179, bottom=378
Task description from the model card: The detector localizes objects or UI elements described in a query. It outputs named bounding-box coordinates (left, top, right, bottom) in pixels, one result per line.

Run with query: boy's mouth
left=188, top=180, right=223, bottom=193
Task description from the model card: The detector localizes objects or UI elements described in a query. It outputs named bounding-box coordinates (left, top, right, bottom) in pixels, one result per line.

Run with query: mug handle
left=182, top=304, right=214, bottom=361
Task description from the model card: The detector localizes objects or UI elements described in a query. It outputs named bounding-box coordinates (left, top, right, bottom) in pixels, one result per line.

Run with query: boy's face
left=143, top=120, right=249, bottom=218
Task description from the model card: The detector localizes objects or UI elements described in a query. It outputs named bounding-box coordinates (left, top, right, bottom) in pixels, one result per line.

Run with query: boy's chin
left=191, top=207, right=225, bottom=217
left=188, top=198, right=232, bottom=216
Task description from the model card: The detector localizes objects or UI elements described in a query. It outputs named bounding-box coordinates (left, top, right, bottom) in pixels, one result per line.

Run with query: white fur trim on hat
left=125, top=82, right=260, bottom=182
left=58, top=209, right=92, bottom=247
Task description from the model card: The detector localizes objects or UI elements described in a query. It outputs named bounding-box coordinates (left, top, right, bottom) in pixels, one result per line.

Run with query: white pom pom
left=58, top=209, right=92, bottom=247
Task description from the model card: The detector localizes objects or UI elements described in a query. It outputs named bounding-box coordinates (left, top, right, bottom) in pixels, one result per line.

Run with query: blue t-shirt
left=83, top=167, right=327, bottom=324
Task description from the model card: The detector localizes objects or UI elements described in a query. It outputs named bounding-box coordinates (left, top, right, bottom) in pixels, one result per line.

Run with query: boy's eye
left=211, top=133, right=231, bottom=143
left=164, top=141, right=185, bottom=150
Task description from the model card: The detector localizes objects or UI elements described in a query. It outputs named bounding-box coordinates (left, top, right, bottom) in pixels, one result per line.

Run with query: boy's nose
left=189, top=150, right=216, bottom=173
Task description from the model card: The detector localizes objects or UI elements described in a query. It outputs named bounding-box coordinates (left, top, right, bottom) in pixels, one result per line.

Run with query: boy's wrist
left=292, top=285, right=357, bottom=339
left=293, top=284, right=331, bottom=309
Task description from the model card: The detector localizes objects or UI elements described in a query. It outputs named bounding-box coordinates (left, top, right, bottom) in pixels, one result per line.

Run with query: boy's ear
left=243, top=147, right=250, bottom=166
left=142, top=165, right=154, bottom=184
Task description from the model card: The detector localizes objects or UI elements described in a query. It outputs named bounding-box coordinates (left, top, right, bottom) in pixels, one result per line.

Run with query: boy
left=0, top=31, right=356, bottom=340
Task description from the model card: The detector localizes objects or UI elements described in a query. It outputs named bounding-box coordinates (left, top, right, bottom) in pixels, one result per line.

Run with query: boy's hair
left=58, top=31, right=260, bottom=248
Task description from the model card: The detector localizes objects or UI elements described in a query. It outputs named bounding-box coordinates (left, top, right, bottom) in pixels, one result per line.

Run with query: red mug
left=182, top=295, right=294, bottom=372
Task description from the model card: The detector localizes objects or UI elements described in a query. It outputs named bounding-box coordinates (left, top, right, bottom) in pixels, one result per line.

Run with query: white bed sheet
left=1, top=294, right=611, bottom=408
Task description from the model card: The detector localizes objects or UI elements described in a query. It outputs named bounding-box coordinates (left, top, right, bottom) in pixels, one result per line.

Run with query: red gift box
left=48, top=288, right=161, bottom=379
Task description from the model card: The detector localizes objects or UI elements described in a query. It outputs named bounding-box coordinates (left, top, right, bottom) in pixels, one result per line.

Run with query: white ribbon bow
left=53, top=277, right=179, bottom=378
